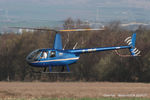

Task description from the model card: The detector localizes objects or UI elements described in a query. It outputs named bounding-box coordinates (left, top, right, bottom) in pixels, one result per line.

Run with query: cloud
left=96, top=0, right=150, bottom=10
left=0, top=0, right=150, bottom=21
left=125, top=0, right=150, bottom=9
left=1, top=0, right=150, bottom=10
left=1, top=0, right=150, bottom=9
left=10, top=0, right=91, bottom=6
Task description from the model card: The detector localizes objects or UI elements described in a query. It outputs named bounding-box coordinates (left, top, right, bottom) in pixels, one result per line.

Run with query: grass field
left=1, top=98, right=150, bottom=100
left=0, top=82, right=150, bottom=99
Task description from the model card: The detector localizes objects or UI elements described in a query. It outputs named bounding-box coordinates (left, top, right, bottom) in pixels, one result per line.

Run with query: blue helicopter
left=11, top=27, right=141, bottom=73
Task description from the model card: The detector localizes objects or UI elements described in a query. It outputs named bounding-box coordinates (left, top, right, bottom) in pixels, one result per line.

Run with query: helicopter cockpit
left=26, top=49, right=56, bottom=62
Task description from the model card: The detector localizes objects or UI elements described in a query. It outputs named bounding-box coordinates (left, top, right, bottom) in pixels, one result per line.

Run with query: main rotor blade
left=59, top=28, right=104, bottom=32
left=9, top=27, right=105, bottom=33
left=9, top=27, right=57, bottom=32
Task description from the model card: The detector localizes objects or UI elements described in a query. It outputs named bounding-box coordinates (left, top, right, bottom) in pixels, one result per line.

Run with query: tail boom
left=66, top=33, right=140, bottom=57
left=66, top=46, right=131, bottom=54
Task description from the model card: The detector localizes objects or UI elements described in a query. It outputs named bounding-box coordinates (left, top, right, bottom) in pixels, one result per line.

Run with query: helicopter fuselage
left=26, top=49, right=80, bottom=67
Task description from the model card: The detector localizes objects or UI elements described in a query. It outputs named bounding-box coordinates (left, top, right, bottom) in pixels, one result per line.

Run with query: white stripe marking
left=128, top=42, right=132, bottom=45
left=116, top=47, right=121, bottom=49
left=134, top=49, right=139, bottom=53
left=32, top=57, right=79, bottom=63
left=136, top=51, right=141, bottom=55
left=125, top=37, right=131, bottom=42
left=127, top=40, right=131, bottom=44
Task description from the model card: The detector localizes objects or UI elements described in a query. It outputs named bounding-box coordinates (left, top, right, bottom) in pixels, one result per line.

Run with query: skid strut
left=41, top=65, right=71, bottom=74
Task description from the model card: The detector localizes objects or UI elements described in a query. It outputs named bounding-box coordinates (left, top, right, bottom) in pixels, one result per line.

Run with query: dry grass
left=0, top=82, right=150, bottom=99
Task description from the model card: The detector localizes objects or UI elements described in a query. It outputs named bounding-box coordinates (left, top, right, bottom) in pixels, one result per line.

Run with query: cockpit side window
left=50, top=51, right=56, bottom=57
left=26, top=50, right=42, bottom=61
left=34, top=52, right=42, bottom=60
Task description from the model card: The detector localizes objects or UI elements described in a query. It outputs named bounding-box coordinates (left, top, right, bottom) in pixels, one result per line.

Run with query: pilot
left=41, top=51, right=47, bottom=59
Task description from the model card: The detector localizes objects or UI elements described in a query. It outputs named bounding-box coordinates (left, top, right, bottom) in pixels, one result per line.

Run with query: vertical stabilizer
left=125, top=33, right=141, bottom=56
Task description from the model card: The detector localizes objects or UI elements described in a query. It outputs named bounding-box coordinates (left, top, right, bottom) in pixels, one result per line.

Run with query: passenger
left=50, top=51, right=56, bottom=57
left=42, top=51, right=47, bottom=59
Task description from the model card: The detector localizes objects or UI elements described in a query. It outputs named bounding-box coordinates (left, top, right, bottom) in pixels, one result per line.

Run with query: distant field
left=2, top=98, right=150, bottom=100
left=0, top=82, right=150, bottom=99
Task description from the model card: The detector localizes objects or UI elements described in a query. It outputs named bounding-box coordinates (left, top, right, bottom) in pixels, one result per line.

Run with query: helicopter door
left=50, top=51, right=56, bottom=57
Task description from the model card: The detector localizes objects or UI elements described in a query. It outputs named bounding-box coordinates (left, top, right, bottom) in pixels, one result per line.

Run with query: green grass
left=36, top=98, right=150, bottom=100
left=1, top=98, right=150, bottom=100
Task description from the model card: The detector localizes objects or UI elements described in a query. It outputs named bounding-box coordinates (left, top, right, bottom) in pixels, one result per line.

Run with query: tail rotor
left=124, top=33, right=141, bottom=56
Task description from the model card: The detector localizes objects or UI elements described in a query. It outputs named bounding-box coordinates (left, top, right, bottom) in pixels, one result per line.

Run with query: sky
left=0, top=0, right=150, bottom=22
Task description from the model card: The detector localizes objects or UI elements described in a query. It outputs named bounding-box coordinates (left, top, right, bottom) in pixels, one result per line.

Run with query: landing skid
left=32, top=71, right=72, bottom=74
left=32, top=71, right=72, bottom=81
left=33, top=65, right=71, bottom=74
left=41, top=72, right=71, bottom=74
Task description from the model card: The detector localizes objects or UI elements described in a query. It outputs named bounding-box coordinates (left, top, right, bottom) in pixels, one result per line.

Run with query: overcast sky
left=0, top=0, right=150, bottom=21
